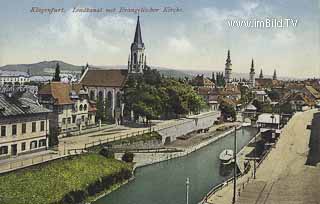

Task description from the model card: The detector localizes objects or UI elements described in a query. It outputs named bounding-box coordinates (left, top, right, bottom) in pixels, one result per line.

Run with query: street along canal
left=93, top=127, right=257, bottom=204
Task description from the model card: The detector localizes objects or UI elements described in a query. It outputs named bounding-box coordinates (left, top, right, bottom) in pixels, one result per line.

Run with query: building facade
left=0, top=71, right=30, bottom=86
left=0, top=93, right=50, bottom=158
left=38, top=82, right=96, bottom=136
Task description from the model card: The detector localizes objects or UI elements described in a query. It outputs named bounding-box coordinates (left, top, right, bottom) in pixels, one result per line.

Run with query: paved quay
left=205, top=109, right=320, bottom=204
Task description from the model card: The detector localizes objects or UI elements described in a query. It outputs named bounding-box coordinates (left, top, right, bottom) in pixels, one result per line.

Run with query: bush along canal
left=0, top=153, right=132, bottom=204
left=93, top=127, right=257, bottom=204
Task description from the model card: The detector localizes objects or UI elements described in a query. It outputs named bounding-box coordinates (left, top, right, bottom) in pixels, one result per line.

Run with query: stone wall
left=156, top=111, right=220, bottom=144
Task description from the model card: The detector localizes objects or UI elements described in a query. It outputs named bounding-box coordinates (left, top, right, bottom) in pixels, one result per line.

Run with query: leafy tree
left=96, top=95, right=105, bottom=122
left=219, top=101, right=236, bottom=121
left=280, top=102, right=294, bottom=114
left=48, top=128, right=59, bottom=147
left=53, top=63, right=61, bottom=82
left=267, top=89, right=281, bottom=101
left=252, top=99, right=263, bottom=112
left=123, top=68, right=205, bottom=121
left=122, top=152, right=134, bottom=163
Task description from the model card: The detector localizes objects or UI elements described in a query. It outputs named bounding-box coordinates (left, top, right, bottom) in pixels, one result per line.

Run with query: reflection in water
left=94, top=127, right=256, bottom=204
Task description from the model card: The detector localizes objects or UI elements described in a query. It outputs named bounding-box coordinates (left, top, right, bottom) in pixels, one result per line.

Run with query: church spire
left=250, top=59, right=254, bottom=72
left=132, top=15, right=144, bottom=48
left=226, top=49, right=232, bottom=65
left=259, top=69, right=264, bottom=79
left=129, top=15, right=146, bottom=74
left=273, top=69, right=277, bottom=80
left=224, top=49, right=232, bottom=84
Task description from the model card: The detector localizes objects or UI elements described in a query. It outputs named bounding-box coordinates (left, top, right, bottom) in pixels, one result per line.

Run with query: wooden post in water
left=232, top=126, right=237, bottom=204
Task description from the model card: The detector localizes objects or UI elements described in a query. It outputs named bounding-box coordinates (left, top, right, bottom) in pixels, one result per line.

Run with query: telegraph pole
left=186, top=177, right=190, bottom=204
left=232, top=126, right=237, bottom=204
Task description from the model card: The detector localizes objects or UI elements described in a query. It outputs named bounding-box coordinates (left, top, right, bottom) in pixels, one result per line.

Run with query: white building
left=257, top=113, right=280, bottom=132
left=0, top=71, right=30, bottom=85
left=0, top=93, right=50, bottom=158
left=38, top=82, right=96, bottom=136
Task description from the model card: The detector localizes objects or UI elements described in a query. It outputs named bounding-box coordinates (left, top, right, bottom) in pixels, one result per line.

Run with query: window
left=84, top=104, right=87, bottom=111
left=82, top=115, right=85, bottom=122
left=12, top=125, right=17, bottom=136
left=21, top=142, right=26, bottom=151
left=40, top=121, right=45, bottom=131
left=32, top=122, right=36, bottom=132
left=30, top=141, right=37, bottom=149
left=39, top=139, right=46, bottom=147
left=62, top=118, right=66, bottom=125
left=79, top=104, right=83, bottom=111
left=0, top=146, right=8, bottom=155
left=22, top=123, right=26, bottom=134
left=72, top=115, right=76, bottom=123
left=1, top=126, right=6, bottom=137
left=67, top=117, right=71, bottom=124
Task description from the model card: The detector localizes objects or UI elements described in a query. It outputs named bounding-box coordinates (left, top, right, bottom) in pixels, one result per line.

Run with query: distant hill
left=0, top=60, right=297, bottom=80
left=0, top=60, right=82, bottom=76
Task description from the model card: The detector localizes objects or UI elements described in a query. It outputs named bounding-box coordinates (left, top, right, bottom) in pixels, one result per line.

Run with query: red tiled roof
left=38, top=82, right=85, bottom=105
left=80, top=69, right=128, bottom=87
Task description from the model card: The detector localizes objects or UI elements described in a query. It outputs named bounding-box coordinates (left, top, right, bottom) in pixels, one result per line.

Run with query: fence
left=0, top=153, right=66, bottom=174
left=201, top=135, right=275, bottom=204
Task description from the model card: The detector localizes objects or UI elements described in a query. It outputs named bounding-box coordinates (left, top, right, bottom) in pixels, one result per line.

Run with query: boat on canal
left=219, top=149, right=234, bottom=165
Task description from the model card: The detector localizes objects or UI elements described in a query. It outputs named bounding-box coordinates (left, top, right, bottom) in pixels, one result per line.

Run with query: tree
left=211, top=72, right=216, bottom=84
left=48, top=128, right=59, bottom=147
left=219, top=101, right=236, bottom=121
left=123, top=68, right=205, bottom=121
left=96, top=95, right=105, bottom=122
left=267, top=89, right=281, bottom=101
left=122, top=152, right=134, bottom=163
left=252, top=99, right=263, bottom=112
left=53, top=63, right=61, bottom=81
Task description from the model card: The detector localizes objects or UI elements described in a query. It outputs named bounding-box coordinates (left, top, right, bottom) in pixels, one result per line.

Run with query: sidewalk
left=204, top=109, right=319, bottom=204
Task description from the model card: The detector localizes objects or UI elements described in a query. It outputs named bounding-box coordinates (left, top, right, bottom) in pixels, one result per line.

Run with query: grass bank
left=0, top=153, right=132, bottom=204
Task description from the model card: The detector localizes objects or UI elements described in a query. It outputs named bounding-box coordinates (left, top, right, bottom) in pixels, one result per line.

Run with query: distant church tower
left=273, top=69, right=277, bottom=80
left=128, top=15, right=146, bottom=74
left=224, top=50, right=232, bottom=83
left=249, top=59, right=255, bottom=87
left=259, top=69, right=264, bottom=79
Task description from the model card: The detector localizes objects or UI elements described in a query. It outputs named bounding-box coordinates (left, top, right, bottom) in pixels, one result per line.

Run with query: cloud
left=42, top=10, right=135, bottom=54
left=167, top=37, right=194, bottom=54
left=272, top=30, right=296, bottom=45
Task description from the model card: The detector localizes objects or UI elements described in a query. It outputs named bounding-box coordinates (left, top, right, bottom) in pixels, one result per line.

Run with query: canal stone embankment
left=157, top=112, right=220, bottom=144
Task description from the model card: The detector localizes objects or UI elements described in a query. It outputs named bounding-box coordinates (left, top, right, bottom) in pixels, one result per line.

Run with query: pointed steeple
left=250, top=59, right=255, bottom=72
left=225, top=49, right=232, bottom=66
left=132, top=15, right=144, bottom=49
left=259, top=69, right=264, bottom=79
left=273, top=69, right=277, bottom=80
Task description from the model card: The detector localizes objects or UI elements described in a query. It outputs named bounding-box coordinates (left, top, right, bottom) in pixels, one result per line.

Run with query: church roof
left=80, top=69, right=128, bottom=88
left=131, top=16, right=144, bottom=49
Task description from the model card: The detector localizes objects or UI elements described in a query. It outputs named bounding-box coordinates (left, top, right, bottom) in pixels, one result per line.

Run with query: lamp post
left=186, top=177, right=190, bottom=204
left=232, top=126, right=237, bottom=204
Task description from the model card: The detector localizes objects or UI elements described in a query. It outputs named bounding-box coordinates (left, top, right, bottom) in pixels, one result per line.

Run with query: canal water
left=94, top=127, right=257, bottom=204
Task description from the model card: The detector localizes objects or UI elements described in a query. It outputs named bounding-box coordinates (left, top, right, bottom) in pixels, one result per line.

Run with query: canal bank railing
left=200, top=134, right=276, bottom=204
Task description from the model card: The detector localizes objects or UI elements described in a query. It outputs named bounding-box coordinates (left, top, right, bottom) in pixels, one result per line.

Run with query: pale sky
left=0, top=0, right=319, bottom=78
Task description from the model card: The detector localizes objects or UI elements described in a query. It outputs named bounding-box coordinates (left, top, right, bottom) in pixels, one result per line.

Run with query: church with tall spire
left=249, top=59, right=255, bottom=88
left=224, top=50, right=232, bottom=83
left=128, top=15, right=146, bottom=74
